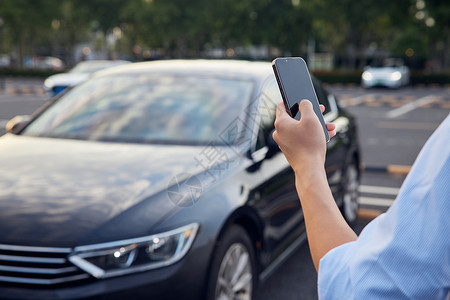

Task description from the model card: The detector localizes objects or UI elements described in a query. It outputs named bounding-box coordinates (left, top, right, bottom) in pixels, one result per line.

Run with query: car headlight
left=389, top=71, right=402, bottom=81
left=362, top=71, right=373, bottom=81
left=44, top=79, right=54, bottom=89
left=69, top=223, right=199, bottom=279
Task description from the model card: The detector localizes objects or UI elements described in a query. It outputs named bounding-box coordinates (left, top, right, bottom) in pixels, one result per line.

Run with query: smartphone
left=272, top=57, right=330, bottom=143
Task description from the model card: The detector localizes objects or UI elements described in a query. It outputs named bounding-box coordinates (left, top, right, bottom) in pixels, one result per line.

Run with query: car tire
left=206, top=225, right=257, bottom=300
left=340, top=160, right=360, bottom=224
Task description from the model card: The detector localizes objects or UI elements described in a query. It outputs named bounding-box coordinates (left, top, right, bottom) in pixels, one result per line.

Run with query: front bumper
left=0, top=244, right=210, bottom=300
left=362, top=77, right=402, bottom=88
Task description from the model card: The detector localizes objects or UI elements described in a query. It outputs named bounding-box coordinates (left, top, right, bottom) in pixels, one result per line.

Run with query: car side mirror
left=247, top=129, right=279, bottom=173
left=5, top=115, right=31, bottom=134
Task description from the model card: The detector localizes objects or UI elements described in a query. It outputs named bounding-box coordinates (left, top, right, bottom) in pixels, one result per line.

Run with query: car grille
left=0, top=244, right=91, bottom=287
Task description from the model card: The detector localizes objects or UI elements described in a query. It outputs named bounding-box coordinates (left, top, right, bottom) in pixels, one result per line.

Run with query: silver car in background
left=362, top=58, right=410, bottom=88
left=43, top=60, right=130, bottom=97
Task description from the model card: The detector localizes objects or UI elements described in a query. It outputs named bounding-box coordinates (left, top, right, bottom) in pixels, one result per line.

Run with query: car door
left=312, top=78, right=350, bottom=193
left=246, top=76, right=305, bottom=267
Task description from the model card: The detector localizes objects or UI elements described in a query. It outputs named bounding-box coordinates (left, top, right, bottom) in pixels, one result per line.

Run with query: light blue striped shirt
left=318, top=115, right=450, bottom=299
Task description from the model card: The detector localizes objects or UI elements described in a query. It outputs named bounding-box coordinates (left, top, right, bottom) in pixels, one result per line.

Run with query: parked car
left=0, top=60, right=360, bottom=300
left=24, top=56, right=65, bottom=71
left=43, top=60, right=130, bottom=97
left=0, top=54, right=11, bottom=67
left=362, top=58, right=410, bottom=88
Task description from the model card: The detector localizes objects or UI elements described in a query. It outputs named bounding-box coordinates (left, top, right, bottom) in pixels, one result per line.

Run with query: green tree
left=417, top=0, right=450, bottom=70
left=0, top=0, right=448, bottom=70
left=0, top=0, right=58, bottom=67
left=53, top=1, right=93, bottom=64
left=310, top=0, right=412, bottom=69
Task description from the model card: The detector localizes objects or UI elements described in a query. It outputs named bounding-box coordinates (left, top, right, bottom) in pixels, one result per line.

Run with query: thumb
left=298, top=99, right=315, bottom=118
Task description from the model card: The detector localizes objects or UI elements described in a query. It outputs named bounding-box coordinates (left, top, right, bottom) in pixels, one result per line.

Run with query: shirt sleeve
left=318, top=115, right=450, bottom=300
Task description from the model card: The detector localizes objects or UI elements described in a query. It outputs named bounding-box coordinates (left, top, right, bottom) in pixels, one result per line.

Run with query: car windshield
left=369, top=59, right=403, bottom=68
left=22, top=73, right=255, bottom=145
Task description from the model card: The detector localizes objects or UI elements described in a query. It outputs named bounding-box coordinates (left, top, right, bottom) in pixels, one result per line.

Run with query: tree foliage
left=0, top=0, right=448, bottom=70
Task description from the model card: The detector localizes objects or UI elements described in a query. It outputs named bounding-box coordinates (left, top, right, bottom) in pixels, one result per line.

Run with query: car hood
left=46, top=73, right=90, bottom=87
left=0, top=134, right=221, bottom=246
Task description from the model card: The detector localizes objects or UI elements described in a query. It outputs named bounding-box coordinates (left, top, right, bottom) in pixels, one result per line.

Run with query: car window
left=312, top=77, right=331, bottom=115
left=22, top=74, right=255, bottom=145
left=255, top=78, right=281, bottom=150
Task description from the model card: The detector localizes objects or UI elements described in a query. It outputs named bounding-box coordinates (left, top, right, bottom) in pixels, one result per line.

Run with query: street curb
left=361, top=164, right=411, bottom=176
left=0, top=86, right=45, bottom=96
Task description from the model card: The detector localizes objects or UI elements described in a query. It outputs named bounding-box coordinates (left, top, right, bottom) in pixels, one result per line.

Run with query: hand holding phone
left=272, top=57, right=330, bottom=143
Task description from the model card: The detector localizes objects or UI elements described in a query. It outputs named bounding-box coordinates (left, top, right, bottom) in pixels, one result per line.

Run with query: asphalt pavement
left=0, top=78, right=449, bottom=299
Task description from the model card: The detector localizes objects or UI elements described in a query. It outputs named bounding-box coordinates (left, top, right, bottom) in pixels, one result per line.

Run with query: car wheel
left=341, top=160, right=360, bottom=223
left=206, top=225, right=257, bottom=300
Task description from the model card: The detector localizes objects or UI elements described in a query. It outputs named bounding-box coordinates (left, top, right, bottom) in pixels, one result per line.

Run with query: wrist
left=291, top=153, right=325, bottom=176
left=294, top=163, right=327, bottom=191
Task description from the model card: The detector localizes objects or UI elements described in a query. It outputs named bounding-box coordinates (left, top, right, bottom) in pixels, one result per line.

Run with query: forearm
left=295, top=166, right=357, bottom=271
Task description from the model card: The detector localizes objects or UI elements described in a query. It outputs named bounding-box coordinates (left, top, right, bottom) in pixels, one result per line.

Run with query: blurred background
left=0, top=0, right=449, bottom=79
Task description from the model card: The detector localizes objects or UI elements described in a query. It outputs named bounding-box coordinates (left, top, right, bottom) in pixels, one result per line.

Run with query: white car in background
left=362, top=59, right=410, bottom=89
left=44, top=60, right=130, bottom=97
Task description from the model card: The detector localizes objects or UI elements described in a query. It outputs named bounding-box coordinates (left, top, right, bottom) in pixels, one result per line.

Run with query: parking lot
left=0, top=78, right=449, bottom=299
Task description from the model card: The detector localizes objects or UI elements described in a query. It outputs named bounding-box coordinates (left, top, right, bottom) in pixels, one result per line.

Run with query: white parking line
left=358, top=185, right=400, bottom=195
left=377, top=121, right=440, bottom=131
left=358, top=185, right=399, bottom=208
left=359, top=197, right=395, bottom=207
left=386, top=95, right=437, bottom=118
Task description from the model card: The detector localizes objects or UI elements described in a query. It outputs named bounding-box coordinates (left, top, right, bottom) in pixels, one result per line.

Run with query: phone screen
left=272, top=57, right=330, bottom=143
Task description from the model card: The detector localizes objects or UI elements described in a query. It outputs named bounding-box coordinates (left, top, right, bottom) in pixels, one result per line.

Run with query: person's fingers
left=275, top=101, right=287, bottom=120
left=274, top=102, right=284, bottom=131
left=320, top=104, right=325, bottom=113
left=329, top=130, right=336, bottom=139
left=298, top=99, right=315, bottom=119
left=277, top=100, right=319, bottom=120
left=326, top=123, right=336, bottom=131
left=272, top=129, right=279, bottom=144
left=326, top=123, right=336, bottom=139
left=272, top=130, right=286, bottom=151
left=275, top=101, right=298, bottom=131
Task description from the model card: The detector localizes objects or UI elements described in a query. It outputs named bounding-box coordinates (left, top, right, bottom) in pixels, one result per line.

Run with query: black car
left=0, top=60, right=360, bottom=300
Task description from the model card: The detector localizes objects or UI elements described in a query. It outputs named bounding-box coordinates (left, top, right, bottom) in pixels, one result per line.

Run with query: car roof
left=94, top=59, right=274, bottom=81
left=77, top=59, right=130, bottom=65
